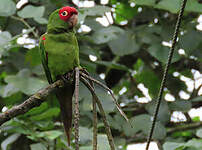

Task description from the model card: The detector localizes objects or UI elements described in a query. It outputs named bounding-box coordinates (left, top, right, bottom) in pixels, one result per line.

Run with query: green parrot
left=39, top=6, right=80, bottom=145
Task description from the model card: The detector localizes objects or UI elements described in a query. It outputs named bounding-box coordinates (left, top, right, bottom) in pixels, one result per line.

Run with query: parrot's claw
left=61, top=75, right=69, bottom=83
left=79, top=67, right=89, bottom=75
left=59, top=71, right=73, bottom=83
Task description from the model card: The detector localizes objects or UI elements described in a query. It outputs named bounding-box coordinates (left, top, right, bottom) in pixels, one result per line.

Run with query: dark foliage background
left=0, top=0, right=202, bottom=149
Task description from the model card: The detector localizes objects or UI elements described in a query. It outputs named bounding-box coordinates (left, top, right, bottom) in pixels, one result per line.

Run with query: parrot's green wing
left=39, top=34, right=53, bottom=84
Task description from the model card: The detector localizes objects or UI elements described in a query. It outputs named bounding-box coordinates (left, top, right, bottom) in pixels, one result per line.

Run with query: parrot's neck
left=47, top=27, right=75, bottom=34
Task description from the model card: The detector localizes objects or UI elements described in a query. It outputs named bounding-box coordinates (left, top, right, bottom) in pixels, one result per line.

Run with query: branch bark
left=0, top=80, right=64, bottom=126
left=167, top=121, right=202, bottom=135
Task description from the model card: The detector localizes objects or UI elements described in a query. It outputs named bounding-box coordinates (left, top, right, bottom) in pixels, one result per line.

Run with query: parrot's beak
left=68, top=14, right=78, bottom=28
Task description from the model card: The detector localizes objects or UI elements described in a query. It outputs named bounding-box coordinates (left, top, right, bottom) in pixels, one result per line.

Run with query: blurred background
left=0, top=0, right=202, bottom=150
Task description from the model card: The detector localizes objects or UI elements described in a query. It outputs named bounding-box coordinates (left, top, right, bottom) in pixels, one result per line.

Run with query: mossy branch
left=0, top=80, right=65, bottom=126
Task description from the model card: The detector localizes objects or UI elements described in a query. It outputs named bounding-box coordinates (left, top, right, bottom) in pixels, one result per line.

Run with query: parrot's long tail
left=56, top=83, right=74, bottom=146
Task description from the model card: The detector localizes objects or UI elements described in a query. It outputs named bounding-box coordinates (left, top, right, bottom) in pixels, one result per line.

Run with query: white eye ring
left=61, top=11, right=68, bottom=16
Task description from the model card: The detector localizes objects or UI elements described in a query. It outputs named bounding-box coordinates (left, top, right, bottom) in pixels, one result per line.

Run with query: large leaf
left=130, top=0, right=155, bottom=6
left=79, top=6, right=111, bottom=22
left=0, top=31, right=12, bottom=55
left=196, top=129, right=202, bottom=138
left=146, top=101, right=170, bottom=124
left=91, top=26, right=124, bottom=44
left=5, top=69, right=47, bottom=95
left=79, top=127, right=92, bottom=143
left=108, top=30, right=140, bottom=56
left=1, top=134, right=20, bottom=150
left=130, top=114, right=166, bottom=139
left=169, top=100, right=192, bottom=112
left=114, top=2, right=138, bottom=23
left=0, top=31, right=12, bottom=46
left=131, top=0, right=202, bottom=13
left=36, top=130, right=63, bottom=140
left=148, top=43, right=180, bottom=63
left=179, top=30, right=202, bottom=55
left=0, top=0, right=16, bottom=16
left=17, top=5, right=45, bottom=19
left=155, top=0, right=181, bottom=13
left=30, top=107, right=60, bottom=121
left=185, top=0, right=202, bottom=13
left=30, top=143, right=47, bottom=150
left=163, top=142, right=185, bottom=150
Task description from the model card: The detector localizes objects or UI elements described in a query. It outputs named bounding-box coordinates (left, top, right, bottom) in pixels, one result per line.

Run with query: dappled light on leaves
left=0, top=0, right=201, bottom=150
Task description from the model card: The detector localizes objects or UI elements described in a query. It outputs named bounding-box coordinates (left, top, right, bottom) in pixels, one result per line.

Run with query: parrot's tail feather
left=56, top=83, right=74, bottom=146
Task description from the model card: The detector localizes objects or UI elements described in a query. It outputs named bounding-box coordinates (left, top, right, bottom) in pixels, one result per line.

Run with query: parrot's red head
left=59, top=6, right=78, bottom=27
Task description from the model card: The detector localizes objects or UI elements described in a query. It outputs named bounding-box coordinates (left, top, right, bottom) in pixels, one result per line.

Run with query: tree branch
left=0, top=80, right=64, bottom=126
left=167, top=121, right=202, bottom=135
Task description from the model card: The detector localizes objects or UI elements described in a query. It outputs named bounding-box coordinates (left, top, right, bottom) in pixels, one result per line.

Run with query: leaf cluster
left=0, top=0, right=202, bottom=150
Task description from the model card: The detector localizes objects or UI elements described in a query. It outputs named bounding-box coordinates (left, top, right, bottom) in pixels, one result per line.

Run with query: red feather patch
left=42, top=36, right=46, bottom=41
left=59, top=6, right=78, bottom=22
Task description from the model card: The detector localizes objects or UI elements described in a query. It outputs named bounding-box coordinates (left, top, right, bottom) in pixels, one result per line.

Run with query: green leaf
left=17, top=5, right=45, bottom=18
left=155, top=0, right=181, bottom=13
left=30, top=143, right=47, bottom=150
left=80, top=146, right=92, bottom=150
left=179, top=30, right=201, bottom=55
left=25, top=47, right=41, bottom=66
left=97, top=134, right=111, bottom=150
left=172, top=131, right=192, bottom=138
left=185, top=0, right=202, bottom=13
left=96, top=87, right=115, bottom=113
left=80, top=80, right=115, bottom=113
left=42, top=130, right=63, bottom=140
left=114, top=2, right=138, bottom=23
left=91, top=26, right=124, bottom=44
left=191, top=96, right=202, bottom=102
left=34, top=17, right=48, bottom=24
left=79, top=127, right=92, bottom=143
left=130, top=114, right=166, bottom=139
left=148, top=43, right=180, bottom=63
left=196, top=129, right=202, bottom=138
left=0, top=84, right=19, bottom=97
left=0, top=0, right=16, bottom=16
left=5, top=69, right=47, bottom=95
left=0, top=31, right=12, bottom=46
left=185, top=139, right=202, bottom=149
left=1, top=133, right=20, bottom=150
left=169, top=100, right=192, bottom=112
left=108, top=31, right=140, bottom=56
left=131, top=0, right=202, bottom=13
left=130, top=0, right=155, bottom=6
left=30, top=107, right=60, bottom=121
left=79, top=6, right=111, bottom=22
left=95, top=61, right=129, bottom=71
left=163, top=142, right=185, bottom=150
left=134, top=67, right=161, bottom=97
left=146, top=101, right=170, bottom=124
left=25, top=102, right=48, bottom=116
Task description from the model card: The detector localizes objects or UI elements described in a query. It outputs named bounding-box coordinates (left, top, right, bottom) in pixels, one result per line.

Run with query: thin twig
left=11, top=16, right=39, bottom=38
left=80, top=72, right=130, bottom=125
left=92, top=93, right=98, bottom=150
left=80, top=77, right=115, bottom=150
left=81, top=70, right=98, bottom=150
left=0, top=80, right=64, bottom=126
left=167, top=121, right=202, bottom=134
left=74, top=67, right=80, bottom=150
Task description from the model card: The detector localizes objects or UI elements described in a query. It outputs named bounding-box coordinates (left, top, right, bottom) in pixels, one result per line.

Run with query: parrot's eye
left=61, top=11, right=68, bottom=16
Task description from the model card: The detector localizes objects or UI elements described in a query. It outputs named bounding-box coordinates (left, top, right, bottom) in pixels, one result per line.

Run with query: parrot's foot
left=61, top=71, right=74, bottom=83
left=78, top=67, right=89, bottom=75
